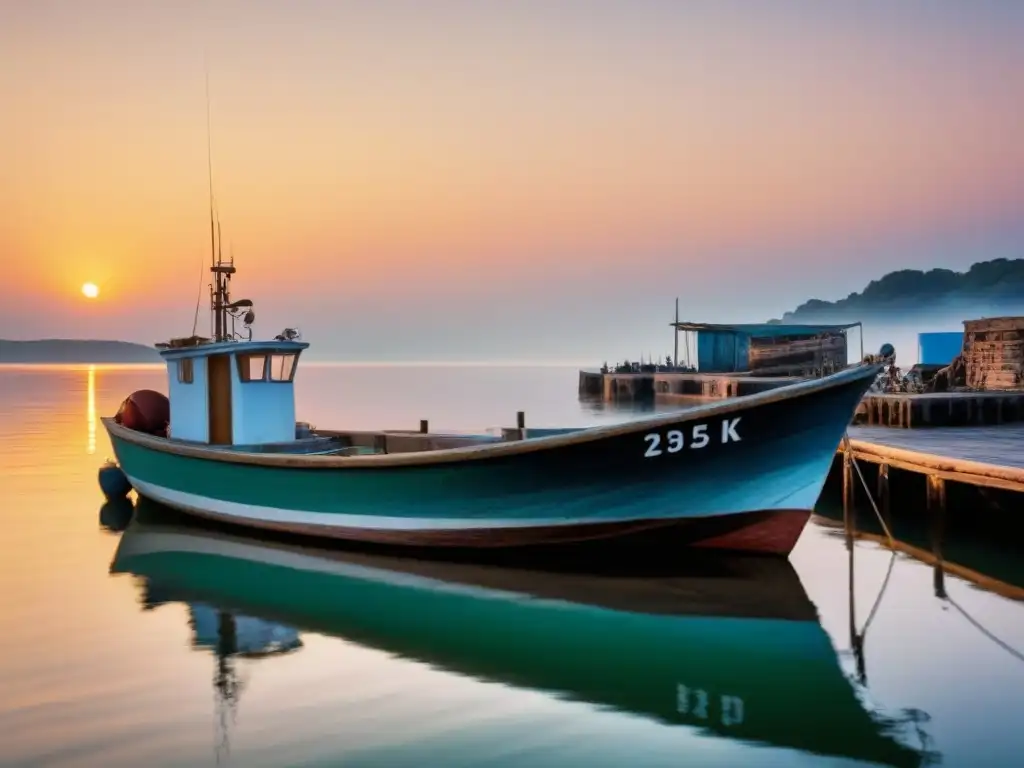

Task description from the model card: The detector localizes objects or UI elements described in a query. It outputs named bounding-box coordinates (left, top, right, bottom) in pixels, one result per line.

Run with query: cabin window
left=268, top=353, right=298, bottom=382
left=237, top=353, right=268, bottom=382
left=177, top=358, right=194, bottom=384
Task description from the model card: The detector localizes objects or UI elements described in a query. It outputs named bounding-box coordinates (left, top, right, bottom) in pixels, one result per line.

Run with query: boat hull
left=103, top=364, right=880, bottom=555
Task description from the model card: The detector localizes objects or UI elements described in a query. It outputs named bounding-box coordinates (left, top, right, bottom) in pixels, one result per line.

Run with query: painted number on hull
left=677, top=684, right=745, bottom=727
left=643, top=418, right=741, bottom=458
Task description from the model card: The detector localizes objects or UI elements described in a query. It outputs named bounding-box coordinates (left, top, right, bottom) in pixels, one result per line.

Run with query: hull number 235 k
left=643, top=418, right=741, bottom=458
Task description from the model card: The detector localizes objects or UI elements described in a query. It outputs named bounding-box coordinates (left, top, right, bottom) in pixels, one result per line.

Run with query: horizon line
left=0, top=360, right=598, bottom=370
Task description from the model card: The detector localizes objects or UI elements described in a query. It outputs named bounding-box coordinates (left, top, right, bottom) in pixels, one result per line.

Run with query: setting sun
left=81, top=282, right=99, bottom=299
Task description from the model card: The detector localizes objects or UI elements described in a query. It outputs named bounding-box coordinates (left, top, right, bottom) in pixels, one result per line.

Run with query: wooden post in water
left=927, top=474, right=948, bottom=598
left=847, top=530, right=866, bottom=684
left=419, top=419, right=428, bottom=434
left=517, top=410, right=526, bottom=440
left=842, top=448, right=856, bottom=547
left=876, top=463, right=891, bottom=532
left=926, top=474, right=946, bottom=515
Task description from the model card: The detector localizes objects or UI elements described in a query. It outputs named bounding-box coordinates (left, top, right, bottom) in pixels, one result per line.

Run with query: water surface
left=1, top=364, right=1022, bottom=767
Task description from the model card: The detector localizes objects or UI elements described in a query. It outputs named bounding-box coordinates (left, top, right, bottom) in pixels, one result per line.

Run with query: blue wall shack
left=697, top=331, right=751, bottom=373
left=688, top=323, right=855, bottom=374
left=918, top=332, right=963, bottom=366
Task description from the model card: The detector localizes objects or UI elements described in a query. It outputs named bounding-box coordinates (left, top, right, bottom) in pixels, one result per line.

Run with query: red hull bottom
left=154, top=497, right=812, bottom=557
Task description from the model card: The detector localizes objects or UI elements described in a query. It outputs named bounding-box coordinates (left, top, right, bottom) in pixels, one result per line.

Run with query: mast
left=673, top=297, right=679, bottom=368
left=205, top=66, right=236, bottom=343
left=213, top=611, right=243, bottom=764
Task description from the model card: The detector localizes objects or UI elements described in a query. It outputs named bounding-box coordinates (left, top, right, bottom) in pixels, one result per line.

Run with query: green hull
left=110, top=503, right=925, bottom=767
left=102, top=363, right=881, bottom=553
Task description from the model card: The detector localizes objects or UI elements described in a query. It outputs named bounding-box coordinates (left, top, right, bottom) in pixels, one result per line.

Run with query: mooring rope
left=945, top=593, right=1024, bottom=664
left=842, top=432, right=895, bottom=546
left=859, top=549, right=897, bottom=637
left=842, top=431, right=898, bottom=637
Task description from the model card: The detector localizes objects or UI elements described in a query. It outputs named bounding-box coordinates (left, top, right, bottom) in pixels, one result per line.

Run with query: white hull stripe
left=126, top=476, right=789, bottom=532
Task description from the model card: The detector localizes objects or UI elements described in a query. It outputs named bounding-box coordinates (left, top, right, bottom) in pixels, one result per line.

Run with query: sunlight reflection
left=87, top=365, right=96, bottom=455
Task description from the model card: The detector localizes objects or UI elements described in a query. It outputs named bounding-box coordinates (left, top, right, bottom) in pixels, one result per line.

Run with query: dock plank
left=846, top=424, right=1024, bottom=470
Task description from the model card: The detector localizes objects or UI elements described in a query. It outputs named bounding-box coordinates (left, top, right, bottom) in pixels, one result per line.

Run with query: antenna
left=193, top=59, right=217, bottom=338
left=206, top=61, right=216, bottom=271
left=196, top=57, right=249, bottom=343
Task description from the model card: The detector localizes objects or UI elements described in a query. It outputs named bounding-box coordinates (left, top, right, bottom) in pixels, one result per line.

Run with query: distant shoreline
left=0, top=339, right=162, bottom=364
left=0, top=340, right=593, bottom=367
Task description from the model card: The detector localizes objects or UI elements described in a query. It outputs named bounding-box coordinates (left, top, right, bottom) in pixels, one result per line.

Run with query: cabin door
left=207, top=354, right=233, bottom=445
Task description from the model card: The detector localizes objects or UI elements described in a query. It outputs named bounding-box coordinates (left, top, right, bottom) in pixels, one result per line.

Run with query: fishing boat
left=107, top=499, right=930, bottom=767
left=99, top=248, right=880, bottom=555
left=99, top=130, right=881, bottom=555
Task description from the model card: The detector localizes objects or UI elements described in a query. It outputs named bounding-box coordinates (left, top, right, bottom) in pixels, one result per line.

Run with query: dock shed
left=672, top=322, right=861, bottom=377
left=917, top=332, right=964, bottom=366
left=963, top=316, right=1024, bottom=391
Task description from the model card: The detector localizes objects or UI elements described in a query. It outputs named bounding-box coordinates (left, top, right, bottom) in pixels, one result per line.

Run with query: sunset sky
left=2, top=0, right=1023, bottom=361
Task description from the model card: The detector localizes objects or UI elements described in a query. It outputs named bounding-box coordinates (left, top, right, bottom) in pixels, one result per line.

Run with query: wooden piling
left=927, top=474, right=948, bottom=598
left=853, top=392, right=1024, bottom=428
left=842, top=448, right=856, bottom=546
left=846, top=536, right=866, bottom=684
left=875, top=463, right=891, bottom=531
left=926, top=474, right=947, bottom=516
left=419, top=419, right=428, bottom=434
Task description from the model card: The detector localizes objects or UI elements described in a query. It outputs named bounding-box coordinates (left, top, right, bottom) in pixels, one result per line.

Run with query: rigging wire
left=194, top=58, right=216, bottom=337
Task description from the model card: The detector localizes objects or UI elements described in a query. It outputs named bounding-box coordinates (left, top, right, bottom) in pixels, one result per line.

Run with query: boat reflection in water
left=109, top=498, right=934, bottom=767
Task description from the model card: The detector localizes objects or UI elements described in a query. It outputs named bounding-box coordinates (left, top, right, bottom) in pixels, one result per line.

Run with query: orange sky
left=2, top=1, right=1023, bottom=359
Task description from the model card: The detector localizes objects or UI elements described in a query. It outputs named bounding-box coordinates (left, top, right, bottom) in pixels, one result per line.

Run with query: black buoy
left=98, top=461, right=132, bottom=500
left=99, top=497, right=135, bottom=532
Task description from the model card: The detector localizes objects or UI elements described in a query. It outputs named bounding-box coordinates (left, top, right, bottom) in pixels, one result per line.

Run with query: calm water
left=1, top=364, right=1022, bottom=768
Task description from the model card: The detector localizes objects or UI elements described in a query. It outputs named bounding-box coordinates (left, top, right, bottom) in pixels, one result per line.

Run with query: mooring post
left=842, top=448, right=856, bottom=547
left=876, top=463, right=891, bottom=531
left=927, top=474, right=948, bottom=598
left=846, top=530, right=865, bottom=684
left=419, top=419, right=428, bottom=434
left=516, top=410, right=526, bottom=439
left=926, top=474, right=947, bottom=515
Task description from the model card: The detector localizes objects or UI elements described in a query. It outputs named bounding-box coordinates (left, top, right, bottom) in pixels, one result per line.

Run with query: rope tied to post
left=842, top=432, right=895, bottom=547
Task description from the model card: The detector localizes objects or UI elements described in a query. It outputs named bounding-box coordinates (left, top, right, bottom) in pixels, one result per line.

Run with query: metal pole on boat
left=673, top=297, right=679, bottom=368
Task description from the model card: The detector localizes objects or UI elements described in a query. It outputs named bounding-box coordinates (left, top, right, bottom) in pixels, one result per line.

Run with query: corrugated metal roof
left=670, top=321, right=860, bottom=338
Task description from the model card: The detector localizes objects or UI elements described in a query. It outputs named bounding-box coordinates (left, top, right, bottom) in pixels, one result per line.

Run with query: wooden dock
left=831, top=423, right=1024, bottom=600
left=578, top=370, right=798, bottom=401
left=839, top=424, right=1024, bottom=515
left=854, top=392, right=1024, bottom=428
